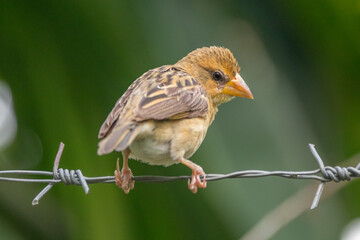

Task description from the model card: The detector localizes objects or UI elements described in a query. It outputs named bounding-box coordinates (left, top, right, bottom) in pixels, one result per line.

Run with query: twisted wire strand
left=0, top=142, right=358, bottom=207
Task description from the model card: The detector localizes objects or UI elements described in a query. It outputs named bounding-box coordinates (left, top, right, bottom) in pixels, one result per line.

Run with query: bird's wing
left=98, top=66, right=209, bottom=139
left=132, top=67, right=209, bottom=122
left=97, top=68, right=148, bottom=139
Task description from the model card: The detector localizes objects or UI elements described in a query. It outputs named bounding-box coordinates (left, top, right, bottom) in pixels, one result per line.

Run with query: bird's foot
left=179, top=158, right=207, bottom=193
left=115, top=158, right=135, bottom=194
left=188, top=165, right=207, bottom=193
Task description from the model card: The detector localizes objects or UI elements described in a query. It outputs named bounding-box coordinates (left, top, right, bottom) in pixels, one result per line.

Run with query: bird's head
left=176, top=46, right=253, bottom=106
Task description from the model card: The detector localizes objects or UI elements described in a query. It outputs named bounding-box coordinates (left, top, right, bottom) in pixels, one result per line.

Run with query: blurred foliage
left=0, top=0, right=359, bottom=239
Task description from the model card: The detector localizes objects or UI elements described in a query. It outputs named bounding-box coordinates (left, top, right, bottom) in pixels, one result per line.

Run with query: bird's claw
left=115, top=159, right=135, bottom=194
left=187, top=166, right=207, bottom=194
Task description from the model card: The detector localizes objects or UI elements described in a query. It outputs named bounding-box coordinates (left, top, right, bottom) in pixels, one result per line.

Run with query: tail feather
left=97, top=123, right=138, bottom=155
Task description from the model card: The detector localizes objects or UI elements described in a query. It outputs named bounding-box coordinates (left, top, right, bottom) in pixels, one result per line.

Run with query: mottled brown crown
left=177, top=46, right=240, bottom=79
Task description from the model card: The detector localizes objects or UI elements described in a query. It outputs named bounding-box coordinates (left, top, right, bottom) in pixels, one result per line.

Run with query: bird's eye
left=212, top=71, right=222, bottom=81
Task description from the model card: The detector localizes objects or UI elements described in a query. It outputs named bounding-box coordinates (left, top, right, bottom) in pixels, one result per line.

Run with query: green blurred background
left=0, top=1, right=359, bottom=239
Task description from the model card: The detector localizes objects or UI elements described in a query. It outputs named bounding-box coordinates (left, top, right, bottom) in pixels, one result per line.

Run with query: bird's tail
left=97, top=122, right=138, bottom=155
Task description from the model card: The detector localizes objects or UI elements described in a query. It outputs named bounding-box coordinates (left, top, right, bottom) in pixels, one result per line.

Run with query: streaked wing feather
left=98, top=65, right=208, bottom=147
left=98, top=66, right=170, bottom=139
left=98, top=123, right=138, bottom=154
left=133, top=70, right=208, bottom=121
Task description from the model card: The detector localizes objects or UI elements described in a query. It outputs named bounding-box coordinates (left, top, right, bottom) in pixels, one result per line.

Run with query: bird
left=97, top=46, right=254, bottom=194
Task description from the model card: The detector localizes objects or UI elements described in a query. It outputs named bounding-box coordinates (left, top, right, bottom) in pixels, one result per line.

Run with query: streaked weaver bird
left=98, top=46, right=254, bottom=194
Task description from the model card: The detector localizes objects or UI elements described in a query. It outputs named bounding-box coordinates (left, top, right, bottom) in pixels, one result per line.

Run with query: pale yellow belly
left=128, top=118, right=209, bottom=166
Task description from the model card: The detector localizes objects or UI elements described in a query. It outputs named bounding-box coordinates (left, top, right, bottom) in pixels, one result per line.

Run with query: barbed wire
left=0, top=142, right=359, bottom=207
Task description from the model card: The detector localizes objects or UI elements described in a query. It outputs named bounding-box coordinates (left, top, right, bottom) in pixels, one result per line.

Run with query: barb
left=0, top=142, right=358, bottom=207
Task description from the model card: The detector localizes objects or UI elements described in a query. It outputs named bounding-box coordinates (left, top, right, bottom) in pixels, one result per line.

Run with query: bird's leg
left=114, top=148, right=134, bottom=194
left=180, top=158, right=207, bottom=193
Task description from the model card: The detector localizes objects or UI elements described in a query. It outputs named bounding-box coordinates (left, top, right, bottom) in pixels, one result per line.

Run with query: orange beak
left=222, top=73, right=254, bottom=99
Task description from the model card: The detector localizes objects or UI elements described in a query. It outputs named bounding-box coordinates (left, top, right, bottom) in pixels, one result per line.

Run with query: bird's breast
left=128, top=117, right=211, bottom=166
